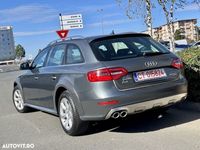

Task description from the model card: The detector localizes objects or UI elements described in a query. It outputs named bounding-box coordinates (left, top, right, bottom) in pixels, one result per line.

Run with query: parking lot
left=0, top=71, right=200, bottom=150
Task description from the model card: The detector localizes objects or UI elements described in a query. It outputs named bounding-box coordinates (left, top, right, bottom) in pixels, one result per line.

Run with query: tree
left=145, top=0, right=153, bottom=36
left=157, top=0, right=200, bottom=51
left=157, top=0, right=176, bottom=52
left=15, top=44, right=25, bottom=60
left=117, top=0, right=200, bottom=50
left=117, top=0, right=153, bottom=36
left=197, top=26, right=200, bottom=41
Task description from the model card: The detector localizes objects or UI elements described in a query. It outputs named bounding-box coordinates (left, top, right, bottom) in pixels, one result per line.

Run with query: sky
left=0, top=0, right=199, bottom=58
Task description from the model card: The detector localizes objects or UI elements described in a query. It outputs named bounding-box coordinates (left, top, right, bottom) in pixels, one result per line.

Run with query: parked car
left=175, top=44, right=190, bottom=52
left=159, top=41, right=189, bottom=52
left=190, top=41, right=200, bottom=48
left=13, top=33, right=187, bottom=136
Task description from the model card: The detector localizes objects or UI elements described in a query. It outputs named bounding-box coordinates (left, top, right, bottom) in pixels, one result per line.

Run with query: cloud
left=14, top=30, right=55, bottom=37
left=0, top=3, right=119, bottom=24
left=177, top=3, right=200, bottom=12
left=14, top=19, right=133, bottom=37
left=89, top=19, right=133, bottom=27
left=0, top=4, right=58, bottom=23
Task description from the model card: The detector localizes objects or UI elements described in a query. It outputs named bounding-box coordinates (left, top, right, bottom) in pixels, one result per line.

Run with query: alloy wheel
left=59, top=98, right=74, bottom=131
left=13, top=89, right=24, bottom=110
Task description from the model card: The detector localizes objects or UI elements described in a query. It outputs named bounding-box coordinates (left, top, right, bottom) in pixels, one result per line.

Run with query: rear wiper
left=142, top=52, right=168, bottom=56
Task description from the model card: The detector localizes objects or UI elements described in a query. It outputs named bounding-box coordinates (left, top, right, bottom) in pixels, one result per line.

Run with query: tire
left=58, top=90, right=89, bottom=136
left=13, top=86, right=30, bottom=113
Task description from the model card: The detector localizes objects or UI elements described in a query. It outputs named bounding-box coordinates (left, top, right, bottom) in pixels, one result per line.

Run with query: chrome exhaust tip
left=120, top=111, right=128, bottom=118
left=111, top=112, right=120, bottom=119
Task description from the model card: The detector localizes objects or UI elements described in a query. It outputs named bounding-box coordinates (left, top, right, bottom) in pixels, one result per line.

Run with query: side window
left=47, top=44, right=66, bottom=66
left=66, top=44, right=84, bottom=64
left=32, top=47, right=50, bottom=68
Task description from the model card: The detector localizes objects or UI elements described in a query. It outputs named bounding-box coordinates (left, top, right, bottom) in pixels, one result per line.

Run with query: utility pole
left=97, top=9, right=104, bottom=34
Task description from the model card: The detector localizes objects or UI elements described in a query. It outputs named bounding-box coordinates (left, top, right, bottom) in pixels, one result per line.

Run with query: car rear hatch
left=89, top=34, right=183, bottom=90
left=102, top=54, right=182, bottom=90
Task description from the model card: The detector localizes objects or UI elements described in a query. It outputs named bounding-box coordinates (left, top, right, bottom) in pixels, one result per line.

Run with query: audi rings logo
left=145, top=61, right=158, bottom=67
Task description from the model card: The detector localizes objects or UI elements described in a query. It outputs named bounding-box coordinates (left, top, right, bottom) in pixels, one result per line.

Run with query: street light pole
left=97, top=9, right=104, bottom=34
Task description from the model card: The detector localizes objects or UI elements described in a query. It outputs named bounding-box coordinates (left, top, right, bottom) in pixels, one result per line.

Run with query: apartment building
left=0, top=26, right=15, bottom=61
left=143, top=19, right=198, bottom=42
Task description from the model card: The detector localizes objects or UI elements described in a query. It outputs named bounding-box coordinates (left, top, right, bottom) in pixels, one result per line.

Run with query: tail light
left=87, top=67, right=128, bottom=82
left=171, top=58, right=183, bottom=69
left=97, top=100, right=119, bottom=106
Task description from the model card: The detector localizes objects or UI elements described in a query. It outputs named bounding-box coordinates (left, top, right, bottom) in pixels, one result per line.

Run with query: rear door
left=90, top=35, right=181, bottom=90
left=39, top=44, right=66, bottom=109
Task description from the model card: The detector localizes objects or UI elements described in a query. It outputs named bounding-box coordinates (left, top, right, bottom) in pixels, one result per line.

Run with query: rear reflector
left=87, top=67, right=128, bottom=82
left=98, top=100, right=119, bottom=106
left=171, top=58, right=183, bottom=69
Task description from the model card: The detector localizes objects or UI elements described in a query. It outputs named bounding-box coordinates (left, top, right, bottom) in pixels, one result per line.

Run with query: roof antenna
left=111, top=30, right=115, bottom=35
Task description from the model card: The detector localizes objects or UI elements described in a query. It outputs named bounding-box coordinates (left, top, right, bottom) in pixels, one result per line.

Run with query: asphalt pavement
left=0, top=71, right=200, bottom=150
left=0, top=64, right=19, bottom=73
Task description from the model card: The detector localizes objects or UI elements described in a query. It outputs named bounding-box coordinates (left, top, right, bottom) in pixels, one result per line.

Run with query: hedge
left=177, top=47, right=200, bottom=102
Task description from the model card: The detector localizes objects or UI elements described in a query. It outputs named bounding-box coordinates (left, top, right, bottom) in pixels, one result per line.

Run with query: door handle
left=51, top=76, right=57, bottom=80
left=34, top=76, right=39, bottom=80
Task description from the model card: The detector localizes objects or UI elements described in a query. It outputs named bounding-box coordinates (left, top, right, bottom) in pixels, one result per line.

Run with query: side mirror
left=20, top=62, right=30, bottom=70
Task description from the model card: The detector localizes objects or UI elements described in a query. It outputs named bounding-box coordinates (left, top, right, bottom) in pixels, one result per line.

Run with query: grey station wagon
left=13, top=33, right=187, bottom=136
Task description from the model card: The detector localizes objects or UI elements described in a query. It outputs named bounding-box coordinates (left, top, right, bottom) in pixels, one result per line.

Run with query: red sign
left=56, top=30, right=69, bottom=39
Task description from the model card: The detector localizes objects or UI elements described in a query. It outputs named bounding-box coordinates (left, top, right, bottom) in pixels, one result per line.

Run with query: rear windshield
left=90, top=36, right=170, bottom=61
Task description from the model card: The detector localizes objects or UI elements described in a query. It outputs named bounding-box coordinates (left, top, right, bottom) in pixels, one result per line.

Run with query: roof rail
left=66, top=35, right=84, bottom=40
left=47, top=35, right=84, bottom=46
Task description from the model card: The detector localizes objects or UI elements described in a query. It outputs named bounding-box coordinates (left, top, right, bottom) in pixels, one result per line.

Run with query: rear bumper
left=79, top=78, right=187, bottom=121
left=105, top=93, right=187, bottom=119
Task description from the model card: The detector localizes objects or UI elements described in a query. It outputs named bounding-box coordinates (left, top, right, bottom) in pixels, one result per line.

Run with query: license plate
left=134, top=69, right=167, bottom=82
